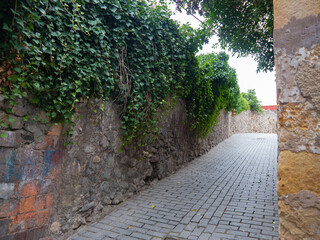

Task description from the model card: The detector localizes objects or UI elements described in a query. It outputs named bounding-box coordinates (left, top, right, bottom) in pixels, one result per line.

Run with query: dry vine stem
left=117, top=46, right=132, bottom=111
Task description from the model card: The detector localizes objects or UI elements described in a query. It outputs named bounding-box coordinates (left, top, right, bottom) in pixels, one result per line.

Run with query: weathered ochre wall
left=274, top=0, right=320, bottom=239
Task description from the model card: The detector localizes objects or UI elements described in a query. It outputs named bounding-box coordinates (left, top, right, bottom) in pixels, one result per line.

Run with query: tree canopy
left=235, top=94, right=250, bottom=114
left=174, top=0, right=274, bottom=72
left=242, top=89, right=263, bottom=112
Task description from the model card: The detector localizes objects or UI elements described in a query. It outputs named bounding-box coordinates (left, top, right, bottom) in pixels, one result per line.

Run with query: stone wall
left=274, top=0, right=320, bottom=239
left=229, top=110, right=277, bottom=135
left=0, top=97, right=64, bottom=240
left=0, top=96, right=276, bottom=239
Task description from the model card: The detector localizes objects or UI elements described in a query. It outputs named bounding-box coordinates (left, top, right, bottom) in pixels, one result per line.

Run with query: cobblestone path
left=69, top=134, right=279, bottom=240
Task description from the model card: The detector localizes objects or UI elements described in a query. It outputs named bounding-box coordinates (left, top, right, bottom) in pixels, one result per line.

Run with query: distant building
left=261, top=105, right=277, bottom=112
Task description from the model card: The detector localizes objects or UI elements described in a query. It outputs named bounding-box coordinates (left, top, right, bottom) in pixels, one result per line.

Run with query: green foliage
left=242, top=89, right=263, bottom=112
left=1, top=0, right=242, bottom=143
left=0, top=0, right=199, bottom=143
left=174, top=0, right=274, bottom=72
left=235, top=94, right=250, bottom=114
left=184, top=52, right=240, bottom=137
left=1, top=132, right=8, bottom=138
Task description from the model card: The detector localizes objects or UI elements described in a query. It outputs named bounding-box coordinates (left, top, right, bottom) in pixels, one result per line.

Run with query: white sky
left=167, top=3, right=277, bottom=106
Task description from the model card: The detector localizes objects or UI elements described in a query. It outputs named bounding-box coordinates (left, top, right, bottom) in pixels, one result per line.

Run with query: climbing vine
left=0, top=0, right=241, bottom=143
left=184, top=52, right=240, bottom=137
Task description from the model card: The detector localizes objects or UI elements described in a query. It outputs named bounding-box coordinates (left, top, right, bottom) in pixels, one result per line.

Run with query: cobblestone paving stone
left=69, top=134, right=279, bottom=240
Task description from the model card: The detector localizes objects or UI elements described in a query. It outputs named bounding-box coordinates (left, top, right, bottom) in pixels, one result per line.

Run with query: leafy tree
left=242, top=89, right=263, bottom=112
left=174, top=0, right=274, bottom=72
left=235, top=93, right=250, bottom=114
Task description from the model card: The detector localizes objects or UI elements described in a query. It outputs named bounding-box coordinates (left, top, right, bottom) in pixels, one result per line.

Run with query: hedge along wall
left=0, top=97, right=276, bottom=239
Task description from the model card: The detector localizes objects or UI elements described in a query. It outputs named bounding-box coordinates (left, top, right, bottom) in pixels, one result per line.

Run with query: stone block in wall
left=0, top=149, right=22, bottom=183
left=13, top=212, right=37, bottom=231
left=0, top=148, right=16, bottom=165
left=274, top=0, right=320, bottom=29
left=33, top=135, right=55, bottom=150
left=39, top=179, right=53, bottom=194
left=0, top=199, right=19, bottom=218
left=296, top=61, right=320, bottom=112
left=274, top=7, right=320, bottom=56
left=0, top=183, right=15, bottom=200
left=0, top=131, right=23, bottom=148
left=18, top=180, right=40, bottom=197
left=0, top=113, right=23, bottom=130
left=9, top=226, right=47, bottom=240
left=0, top=129, right=36, bottom=148
left=8, top=207, right=51, bottom=234
left=24, top=122, right=48, bottom=144
left=20, top=196, right=39, bottom=213
left=0, top=219, right=10, bottom=237
left=278, top=151, right=320, bottom=196
left=11, top=104, right=28, bottom=118
left=47, top=123, right=62, bottom=136
left=278, top=102, right=320, bottom=153
left=36, top=209, right=51, bottom=227
left=278, top=190, right=320, bottom=240
left=1, top=97, right=31, bottom=118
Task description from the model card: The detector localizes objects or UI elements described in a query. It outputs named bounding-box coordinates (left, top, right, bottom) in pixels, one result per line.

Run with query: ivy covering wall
left=0, top=0, right=244, bottom=143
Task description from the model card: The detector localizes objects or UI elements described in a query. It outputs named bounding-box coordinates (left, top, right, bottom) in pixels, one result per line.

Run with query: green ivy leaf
left=1, top=132, right=8, bottom=138
left=3, top=23, right=12, bottom=32
left=110, top=7, right=117, bottom=13
left=5, top=108, right=13, bottom=114
left=23, top=115, right=30, bottom=122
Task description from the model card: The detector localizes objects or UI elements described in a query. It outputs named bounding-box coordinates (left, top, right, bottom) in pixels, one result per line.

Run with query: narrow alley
left=69, top=134, right=279, bottom=240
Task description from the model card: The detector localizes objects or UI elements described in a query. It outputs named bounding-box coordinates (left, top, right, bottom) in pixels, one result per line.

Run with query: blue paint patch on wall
left=44, top=149, right=55, bottom=178
left=19, top=149, right=43, bottom=181
left=2, top=149, right=22, bottom=182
